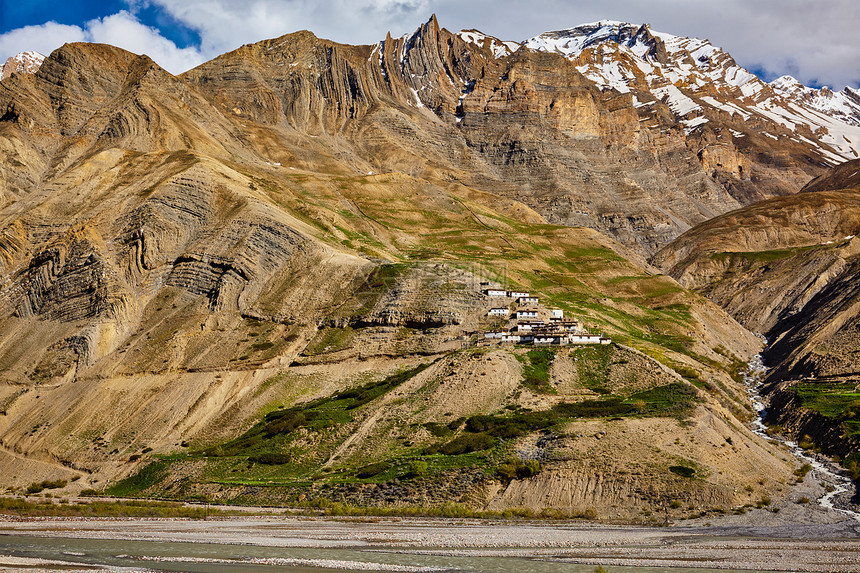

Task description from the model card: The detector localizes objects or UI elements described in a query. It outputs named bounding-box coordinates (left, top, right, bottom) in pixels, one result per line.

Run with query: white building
left=484, top=289, right=508, bottom=297
left=488, top=308, right=509, bottom=316
left=515, top=310, right=538, bottom=319
left=534, top=334, right=569, bottom=345
left=508, top=290, right=530, bottom=298
left=518, top=296, right=539, bottom=305
left=552, top=309, right=564, bottom=319
left=569, top=334, right=611, bottom=345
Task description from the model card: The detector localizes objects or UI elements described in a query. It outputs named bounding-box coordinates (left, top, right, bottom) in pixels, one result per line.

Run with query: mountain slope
left=0, top=19, right=822, bottom=516
left=652, top=159, right=860, bottom=470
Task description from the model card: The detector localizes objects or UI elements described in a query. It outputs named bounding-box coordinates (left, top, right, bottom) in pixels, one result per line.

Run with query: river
left=743, top=354, right=860, bottom=522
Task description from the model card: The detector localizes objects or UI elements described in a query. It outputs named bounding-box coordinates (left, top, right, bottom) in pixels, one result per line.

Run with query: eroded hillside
left=0, top=19, right=815, bottom=517
left=653, top=160, right=860, bottom=478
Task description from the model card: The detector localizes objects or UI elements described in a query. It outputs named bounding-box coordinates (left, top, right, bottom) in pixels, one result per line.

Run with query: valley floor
left=1, top=498, right=858, bottom=572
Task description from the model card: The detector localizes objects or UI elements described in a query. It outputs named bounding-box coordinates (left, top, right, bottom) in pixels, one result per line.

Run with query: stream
left=743, top=354, right=860, bottom=522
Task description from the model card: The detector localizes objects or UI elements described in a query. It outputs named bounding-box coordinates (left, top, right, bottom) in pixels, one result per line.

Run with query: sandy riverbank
left=1, top=509, right=859, bottom=572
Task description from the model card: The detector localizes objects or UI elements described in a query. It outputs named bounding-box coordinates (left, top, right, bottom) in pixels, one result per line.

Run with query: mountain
left=653, top=158, right=860, bottom=470
left=0, top=16, right=844, bottom=517
left=771, top=75, right=860, bottom=128
left=525, top=21, right=860, bottom=169
left=0, top=51, right=45, bottom=81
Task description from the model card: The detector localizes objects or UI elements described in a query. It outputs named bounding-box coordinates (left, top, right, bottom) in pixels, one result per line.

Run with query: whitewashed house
left=569, top=334, right=611, bottom=345
left=487, top=308, right=509, bottom=316
left=518, top=296, right=539, bottom=305
left=484, top=289, right=508, bottom=297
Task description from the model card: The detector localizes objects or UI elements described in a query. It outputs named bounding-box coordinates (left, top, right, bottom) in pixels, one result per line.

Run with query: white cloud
left=149, top=0, right=429, bottom=56
left=85, top=11, right=205, bottom=74
left=0, top=22, right=87, bottom=62
left=0, top=10, right=204, bottom=76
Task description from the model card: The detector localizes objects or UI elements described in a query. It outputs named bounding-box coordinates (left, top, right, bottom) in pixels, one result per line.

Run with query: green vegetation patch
left=0, top=498, right=225, bottom=519
left=519, top=349, right=556, bottom=394
left=428, top=383, right=699, bottom=456
left=105, top=460, right=171, bottom=497
left=793, top=382, right=860, bottom=435
left=573, top=345, right=613, bottom=394
left=206, top=363, right=432, bottom=458
left=711, top=245, right=818, bottom=265
left=497, top=458, right=541, bottom=481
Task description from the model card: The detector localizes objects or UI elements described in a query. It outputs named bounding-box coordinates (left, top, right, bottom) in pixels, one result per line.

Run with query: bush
left=669, top=465, right=695, bottom=478
left=26, top=483, right=44, bottom=494
left=497, top=458, right=541, bottom=480
left=439, top=433, right=495, bottom=455
left=26, top=479, right=67, bottom=494
left=355, top=462, right=389, bottom=478
left=406, top=460, right=428, bottom=478
left=794, top=463, right=812, bottom=480
left=423, top=423, right=452, bottom=438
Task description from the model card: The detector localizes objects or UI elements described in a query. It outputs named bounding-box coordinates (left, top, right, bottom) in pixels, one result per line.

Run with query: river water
left=743, top=354, right=860, bottom=522
left=0, top=533, right=779, bottom=572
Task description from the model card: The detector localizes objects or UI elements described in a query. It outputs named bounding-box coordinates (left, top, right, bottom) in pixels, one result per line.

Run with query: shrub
left=669, top=465, right=695, bottom=478
left=794, top=463, right=812, bottom=480
left=439, top=433, right=495, bottom=455
left=423, top=423, right=452, bottom=438
left=406, top=460, right=428, bottom=478
left=40, top=479, right=67, bottom=489
left=355, top=462, right=389, bottom=478
left=497, top=458, right=541, bottom=480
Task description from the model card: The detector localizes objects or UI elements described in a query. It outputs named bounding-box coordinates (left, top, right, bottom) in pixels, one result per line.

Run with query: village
left=480, top=284, right=611, bottom=346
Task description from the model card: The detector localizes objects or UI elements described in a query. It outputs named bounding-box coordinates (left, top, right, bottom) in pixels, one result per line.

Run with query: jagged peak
left=524, top=21, right=649, bottom=55
left=0, top=50, right=45, bottom=81
left=457, top=29, right=520, bottom=59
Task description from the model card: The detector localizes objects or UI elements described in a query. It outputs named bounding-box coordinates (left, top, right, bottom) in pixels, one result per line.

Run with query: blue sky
left=1, top=0, right=857, bottom=89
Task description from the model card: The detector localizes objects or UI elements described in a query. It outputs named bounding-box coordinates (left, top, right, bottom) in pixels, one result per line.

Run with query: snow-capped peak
left=523, top=21, right=860, bottom=162
left=0, top=51, right=45, bottom=81
left=524, top=21, right=651, bottom=60
left=770, top=75, right=860, bottom=128
left=458, top=29, right=520, bottom=59
left=770, top=75, right=803, bottom=93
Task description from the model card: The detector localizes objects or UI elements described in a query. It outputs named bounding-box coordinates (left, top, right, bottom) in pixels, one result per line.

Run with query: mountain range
left=0, top=16, right=856, bottom=517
